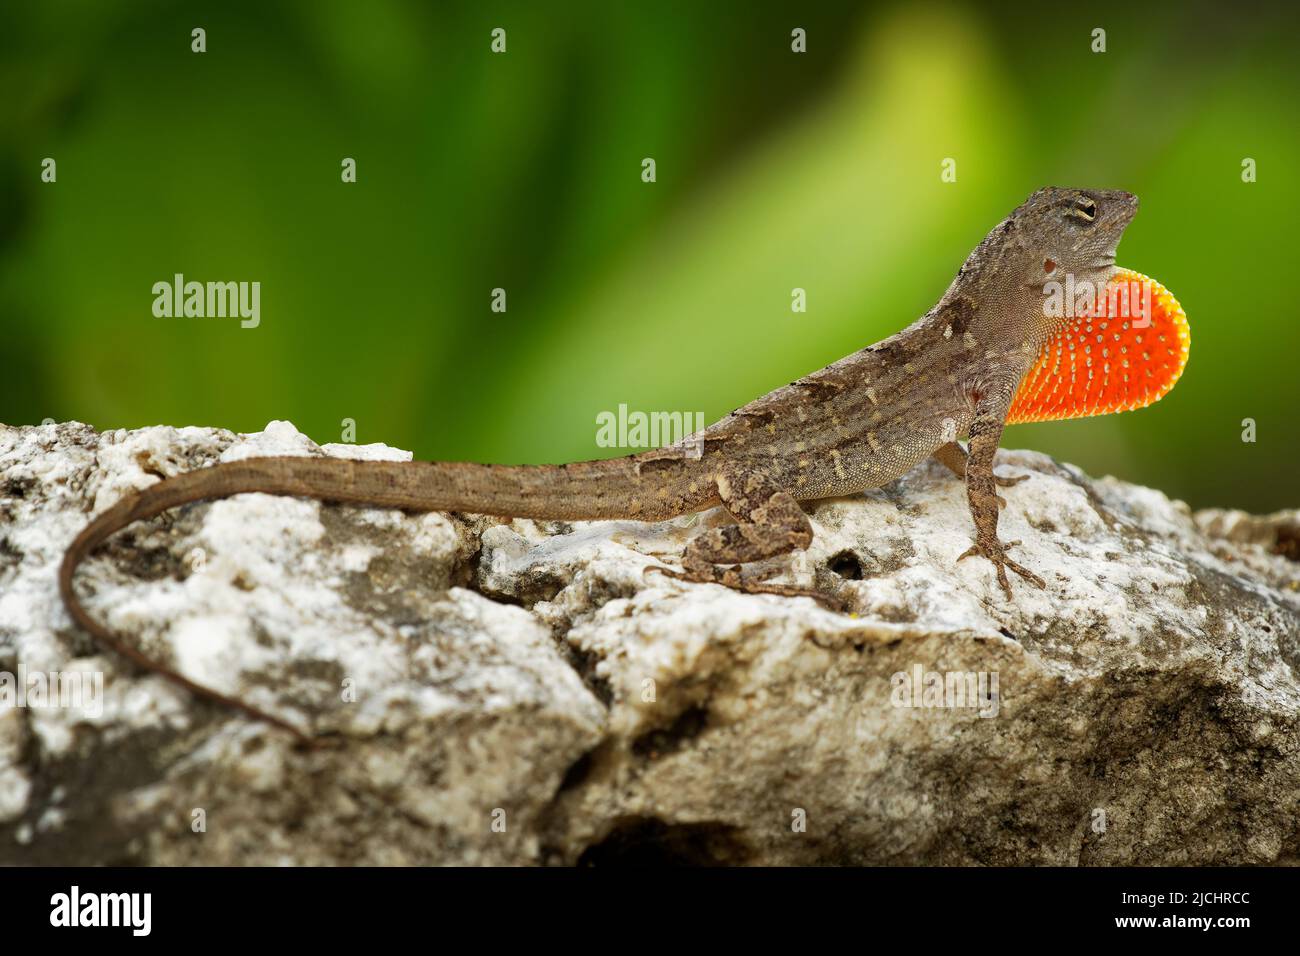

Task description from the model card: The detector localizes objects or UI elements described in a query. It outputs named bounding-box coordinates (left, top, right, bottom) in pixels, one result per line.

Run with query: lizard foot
left=957, top=538, right=1046, bottom=599
left=644, top=564, right=846, bottom=612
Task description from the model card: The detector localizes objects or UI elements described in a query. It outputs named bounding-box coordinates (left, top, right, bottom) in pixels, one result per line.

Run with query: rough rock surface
left=1, top=421, right=1297, bottom=865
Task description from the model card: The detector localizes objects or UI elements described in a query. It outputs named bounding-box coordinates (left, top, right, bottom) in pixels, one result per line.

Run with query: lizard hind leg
left=646, top=472, right=843, bottom=609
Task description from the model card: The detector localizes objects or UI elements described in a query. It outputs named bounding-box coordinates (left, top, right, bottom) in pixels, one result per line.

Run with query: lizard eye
left=1043, top=258, right=1057, bottom=274
left=1073, top=198, right=1097, bottom=221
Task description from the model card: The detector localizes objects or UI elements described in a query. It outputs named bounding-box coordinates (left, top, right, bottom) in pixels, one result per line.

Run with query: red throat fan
left=1007, top=268, right=1189, bottom=425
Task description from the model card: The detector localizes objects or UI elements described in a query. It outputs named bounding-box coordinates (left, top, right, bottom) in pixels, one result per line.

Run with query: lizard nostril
left=1044, top=258, right=1057, bottom=274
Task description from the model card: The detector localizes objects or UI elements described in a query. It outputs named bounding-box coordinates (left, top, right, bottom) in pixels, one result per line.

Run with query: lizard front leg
left=647, top=470, right=839, bottom=607
left=956, top=387, right=1046, bottom=598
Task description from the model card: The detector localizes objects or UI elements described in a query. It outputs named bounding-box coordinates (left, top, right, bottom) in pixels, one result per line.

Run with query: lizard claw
left=957, top=538, right=1046, bottom=599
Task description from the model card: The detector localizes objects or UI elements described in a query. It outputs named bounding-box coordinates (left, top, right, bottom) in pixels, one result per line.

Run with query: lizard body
left=59, top=186, right=1189, bottom=743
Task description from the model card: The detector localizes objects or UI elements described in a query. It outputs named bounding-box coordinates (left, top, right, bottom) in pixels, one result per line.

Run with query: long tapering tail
left=59, top=453, right=712, bottom=744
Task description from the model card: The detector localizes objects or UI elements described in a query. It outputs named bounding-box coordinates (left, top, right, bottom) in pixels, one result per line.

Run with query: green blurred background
left=2, top=0, right=1297, bottom=510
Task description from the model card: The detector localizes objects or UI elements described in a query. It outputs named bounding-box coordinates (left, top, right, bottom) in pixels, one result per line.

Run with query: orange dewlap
left=1006, top=267, right=1189, bottom=425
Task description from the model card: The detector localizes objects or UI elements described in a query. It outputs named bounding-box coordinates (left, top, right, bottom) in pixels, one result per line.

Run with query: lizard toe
left=995, top=564, right=1012, bottom=599
left=644, top=564, right=688, bottom=583
left=744, top=581, right=847, bottom=611
left=958, top=539, right=1046, bottom=596
left=1003, top=555, right=1046, bottom=589
left=647, top=561, right=845, bottom=610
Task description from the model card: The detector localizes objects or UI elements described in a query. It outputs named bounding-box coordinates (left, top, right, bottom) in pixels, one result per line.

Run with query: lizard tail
left=59, top=453, right=711, bottom=744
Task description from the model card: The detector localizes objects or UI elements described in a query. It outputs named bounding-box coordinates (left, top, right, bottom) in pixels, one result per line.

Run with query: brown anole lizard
left=59, top=186, right=1190, bottom=743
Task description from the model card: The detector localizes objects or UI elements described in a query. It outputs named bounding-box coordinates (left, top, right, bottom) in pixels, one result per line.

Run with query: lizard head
left=947, top=187, right=1187, bottom=426
left=1013, top=186, right=1138, bottom=292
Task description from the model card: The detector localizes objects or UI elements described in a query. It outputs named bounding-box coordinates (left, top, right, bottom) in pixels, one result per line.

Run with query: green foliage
left=2, top=0, right=1297, bottom=509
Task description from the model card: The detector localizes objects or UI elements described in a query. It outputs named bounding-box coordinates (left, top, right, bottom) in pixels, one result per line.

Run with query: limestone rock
left=0, top=421, right=1296, bottom=864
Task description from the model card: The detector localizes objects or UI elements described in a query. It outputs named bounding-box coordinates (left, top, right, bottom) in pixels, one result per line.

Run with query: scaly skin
left=62, top=187, right=1178, bottom=744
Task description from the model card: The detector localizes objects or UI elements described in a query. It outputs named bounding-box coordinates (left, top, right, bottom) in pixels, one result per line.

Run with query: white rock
left=0, top=422, right=1297, bottom=864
